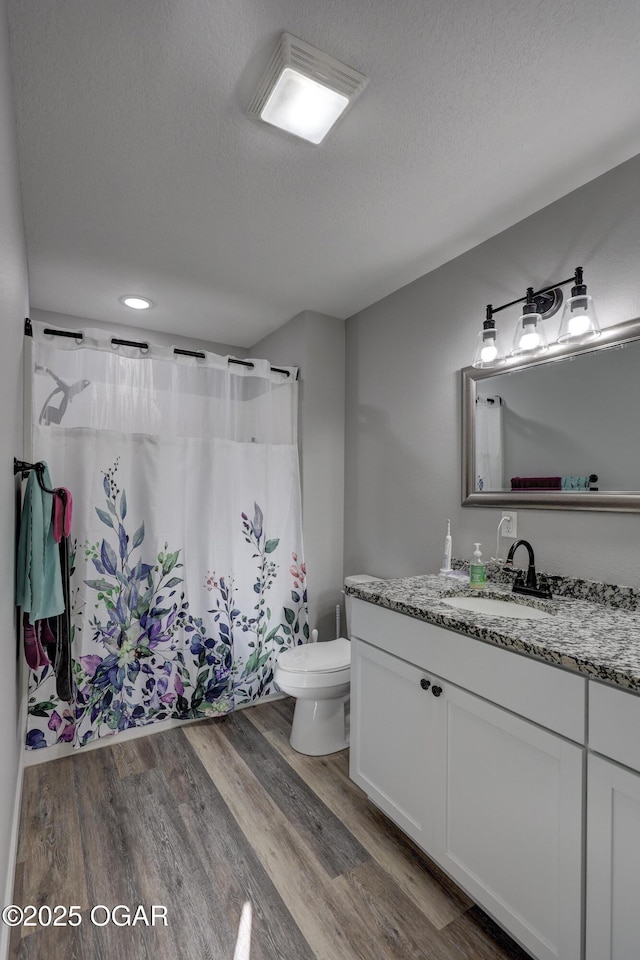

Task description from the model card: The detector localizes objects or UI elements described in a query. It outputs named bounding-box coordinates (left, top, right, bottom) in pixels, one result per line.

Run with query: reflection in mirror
left=462, top=317, right=640, bottom=511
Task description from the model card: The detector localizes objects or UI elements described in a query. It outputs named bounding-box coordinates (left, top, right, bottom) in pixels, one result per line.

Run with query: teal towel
left=561, top=475, right=590, bottom=490
left=16, top=466, right=64, bottom=623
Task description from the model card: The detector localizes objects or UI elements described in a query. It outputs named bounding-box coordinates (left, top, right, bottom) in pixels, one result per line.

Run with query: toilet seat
left=276, top=637, right=350, bottom=674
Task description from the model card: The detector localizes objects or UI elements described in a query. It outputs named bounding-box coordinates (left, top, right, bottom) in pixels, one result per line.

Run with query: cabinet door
left=431, top=683, right=583, bottom=960
left=349, top=638, right=436, bottom=849
left=586, top=754, right=640, bottom=960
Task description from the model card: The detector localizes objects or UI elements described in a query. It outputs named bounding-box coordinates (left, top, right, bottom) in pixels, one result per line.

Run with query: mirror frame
left=462, top=315, right=640, bottom=512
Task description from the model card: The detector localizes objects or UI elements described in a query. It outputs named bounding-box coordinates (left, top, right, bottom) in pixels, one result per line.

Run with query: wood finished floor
left=11, top=698, right=532, bottom=959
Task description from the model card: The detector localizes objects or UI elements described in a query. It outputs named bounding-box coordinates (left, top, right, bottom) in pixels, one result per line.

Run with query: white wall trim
left=1, top=693, right=28, bottom=960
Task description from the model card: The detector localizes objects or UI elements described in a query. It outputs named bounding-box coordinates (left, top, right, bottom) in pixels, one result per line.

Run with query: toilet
left=274, top=574, right=381, bottom=756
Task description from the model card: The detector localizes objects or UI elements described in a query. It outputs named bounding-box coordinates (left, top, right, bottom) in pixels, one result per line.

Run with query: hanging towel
left=511, top=476, right=562, bottom=490
left=475, top=397, right=504, bottom=491
left=44, top=534, right=74, bottom=702
left=16, top=466, right=65, bottom=624
left=22, top=615, right=51, bottom=670
left=52, top=488, right=73, bottom=542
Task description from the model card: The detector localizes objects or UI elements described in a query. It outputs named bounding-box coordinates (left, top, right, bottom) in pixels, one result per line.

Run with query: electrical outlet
left=501, top=511, right=517, bottom=539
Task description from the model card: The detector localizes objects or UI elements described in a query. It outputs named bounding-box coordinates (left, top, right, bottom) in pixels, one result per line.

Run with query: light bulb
left=519, top=330, right=542, bottom=351
left=557, top=296, right=600, bottom=343
left=480, top=342, right=498, bottom=363
left=568, top=314, right=591, bottom=337
left=472, top=323, right=504, bottom=368
left=557, top=280, right=600, bottom=344
left=511, top=307, right=548, bottom=357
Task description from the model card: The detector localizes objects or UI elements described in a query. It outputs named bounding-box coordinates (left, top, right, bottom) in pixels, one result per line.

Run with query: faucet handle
left=513, top=571, right=525, bottom=588
left=537, top=574, right=552, bottom=598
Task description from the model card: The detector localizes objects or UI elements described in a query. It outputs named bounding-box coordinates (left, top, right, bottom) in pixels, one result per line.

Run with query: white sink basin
left=442, top=596, right=553, bottom=620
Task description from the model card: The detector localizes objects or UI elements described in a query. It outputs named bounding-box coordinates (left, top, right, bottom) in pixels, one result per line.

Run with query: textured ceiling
left=6, top=0, right=640, bottom=347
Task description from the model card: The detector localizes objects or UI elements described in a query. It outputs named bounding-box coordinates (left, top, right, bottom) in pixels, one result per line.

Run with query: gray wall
left=0, top=0, right=28, bottom=944
left=253, top=311, right=345, bottom=641
left=345, top=153, right=640, bottom=586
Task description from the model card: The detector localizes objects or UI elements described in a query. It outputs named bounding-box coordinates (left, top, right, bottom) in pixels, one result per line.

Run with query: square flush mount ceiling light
left=247, top=33, right=368, bottom=144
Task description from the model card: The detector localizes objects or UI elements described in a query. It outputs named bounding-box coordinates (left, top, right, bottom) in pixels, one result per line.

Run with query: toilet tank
left=344, top=575, right=383, bottom=638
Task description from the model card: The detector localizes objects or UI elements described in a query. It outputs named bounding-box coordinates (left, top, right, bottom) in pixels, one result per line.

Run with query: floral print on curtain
left=26, top=461, right=308, bottom=749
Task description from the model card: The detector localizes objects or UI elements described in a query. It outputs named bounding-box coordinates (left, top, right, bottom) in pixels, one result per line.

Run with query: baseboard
left=0, top=694, right=28, bottom=960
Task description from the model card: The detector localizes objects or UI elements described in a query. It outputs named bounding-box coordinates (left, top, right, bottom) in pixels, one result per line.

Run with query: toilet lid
left=277, top=638, right=350, bottom=673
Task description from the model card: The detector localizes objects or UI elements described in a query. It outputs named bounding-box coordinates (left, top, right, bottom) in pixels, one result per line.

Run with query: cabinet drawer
left=589, top=681, right=640, bottom=771
left=350, top=598, right=586, bottom=742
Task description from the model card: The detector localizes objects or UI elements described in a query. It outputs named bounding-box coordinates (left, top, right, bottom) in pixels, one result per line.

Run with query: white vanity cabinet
left=349, top=598, right=585, bottom=960
left=586, top=682, right=640, bottom=960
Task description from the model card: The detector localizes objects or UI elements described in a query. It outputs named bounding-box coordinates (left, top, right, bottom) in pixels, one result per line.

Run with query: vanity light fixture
left=119, top=295, right=153, bottom=310
left=247, top=33, right=368, bottom=144
left=472, top=266, right=599, bottom=368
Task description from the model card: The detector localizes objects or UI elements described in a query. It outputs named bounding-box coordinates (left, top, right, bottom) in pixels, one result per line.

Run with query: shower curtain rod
left=24, top=318, right=295, bottom=379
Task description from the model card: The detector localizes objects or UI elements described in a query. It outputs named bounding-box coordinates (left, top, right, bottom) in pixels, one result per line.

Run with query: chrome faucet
left=505, top=539, right=552, bottom=599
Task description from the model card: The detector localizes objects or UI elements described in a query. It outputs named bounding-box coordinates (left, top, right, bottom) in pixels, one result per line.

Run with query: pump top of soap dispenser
left=473, top=543, right=482, bottom=562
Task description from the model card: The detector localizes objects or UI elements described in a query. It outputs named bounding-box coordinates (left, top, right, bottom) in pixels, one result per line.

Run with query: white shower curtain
left=475, top=395, right=504, bottom=491
left=25, top=322, right=307, bottom=750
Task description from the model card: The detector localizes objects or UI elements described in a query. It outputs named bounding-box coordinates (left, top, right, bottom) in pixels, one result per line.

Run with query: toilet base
left=290, top=696, right=349, bottom=756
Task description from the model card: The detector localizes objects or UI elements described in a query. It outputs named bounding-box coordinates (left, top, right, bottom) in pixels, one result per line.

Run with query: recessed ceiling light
left=247, top=33, right=367, bottom=144
left=120, top=295, right=153, bottom=310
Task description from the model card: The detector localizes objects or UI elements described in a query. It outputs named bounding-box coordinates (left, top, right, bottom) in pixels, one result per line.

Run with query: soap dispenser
left=469, top=543, right=487, bottom=590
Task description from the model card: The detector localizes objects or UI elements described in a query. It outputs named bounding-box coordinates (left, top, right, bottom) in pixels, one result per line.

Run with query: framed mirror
left=462, top=316, right=640, bottom=511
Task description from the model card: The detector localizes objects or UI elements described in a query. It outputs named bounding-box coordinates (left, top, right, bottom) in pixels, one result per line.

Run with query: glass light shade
left=557, top=294, right=600, bottom=344
left=472, top=326, right=505, bottom=368
left=511, top=309, right=548, bottom=357
left=260, top=67, right=349, bottom=144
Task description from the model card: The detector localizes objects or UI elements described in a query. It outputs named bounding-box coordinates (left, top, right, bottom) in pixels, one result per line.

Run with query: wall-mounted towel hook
left=14, top=458, right=32, bottom=478
left=14, top=458, right=56, bottom=493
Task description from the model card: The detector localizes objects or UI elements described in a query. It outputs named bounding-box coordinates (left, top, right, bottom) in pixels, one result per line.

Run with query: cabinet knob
left=420, top=678, right=431, bottom=691
left=432, top=685, right=443, bottom=697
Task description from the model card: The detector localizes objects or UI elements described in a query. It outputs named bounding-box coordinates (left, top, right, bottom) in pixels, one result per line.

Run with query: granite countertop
left=346, top=570, right=640, bottom=693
